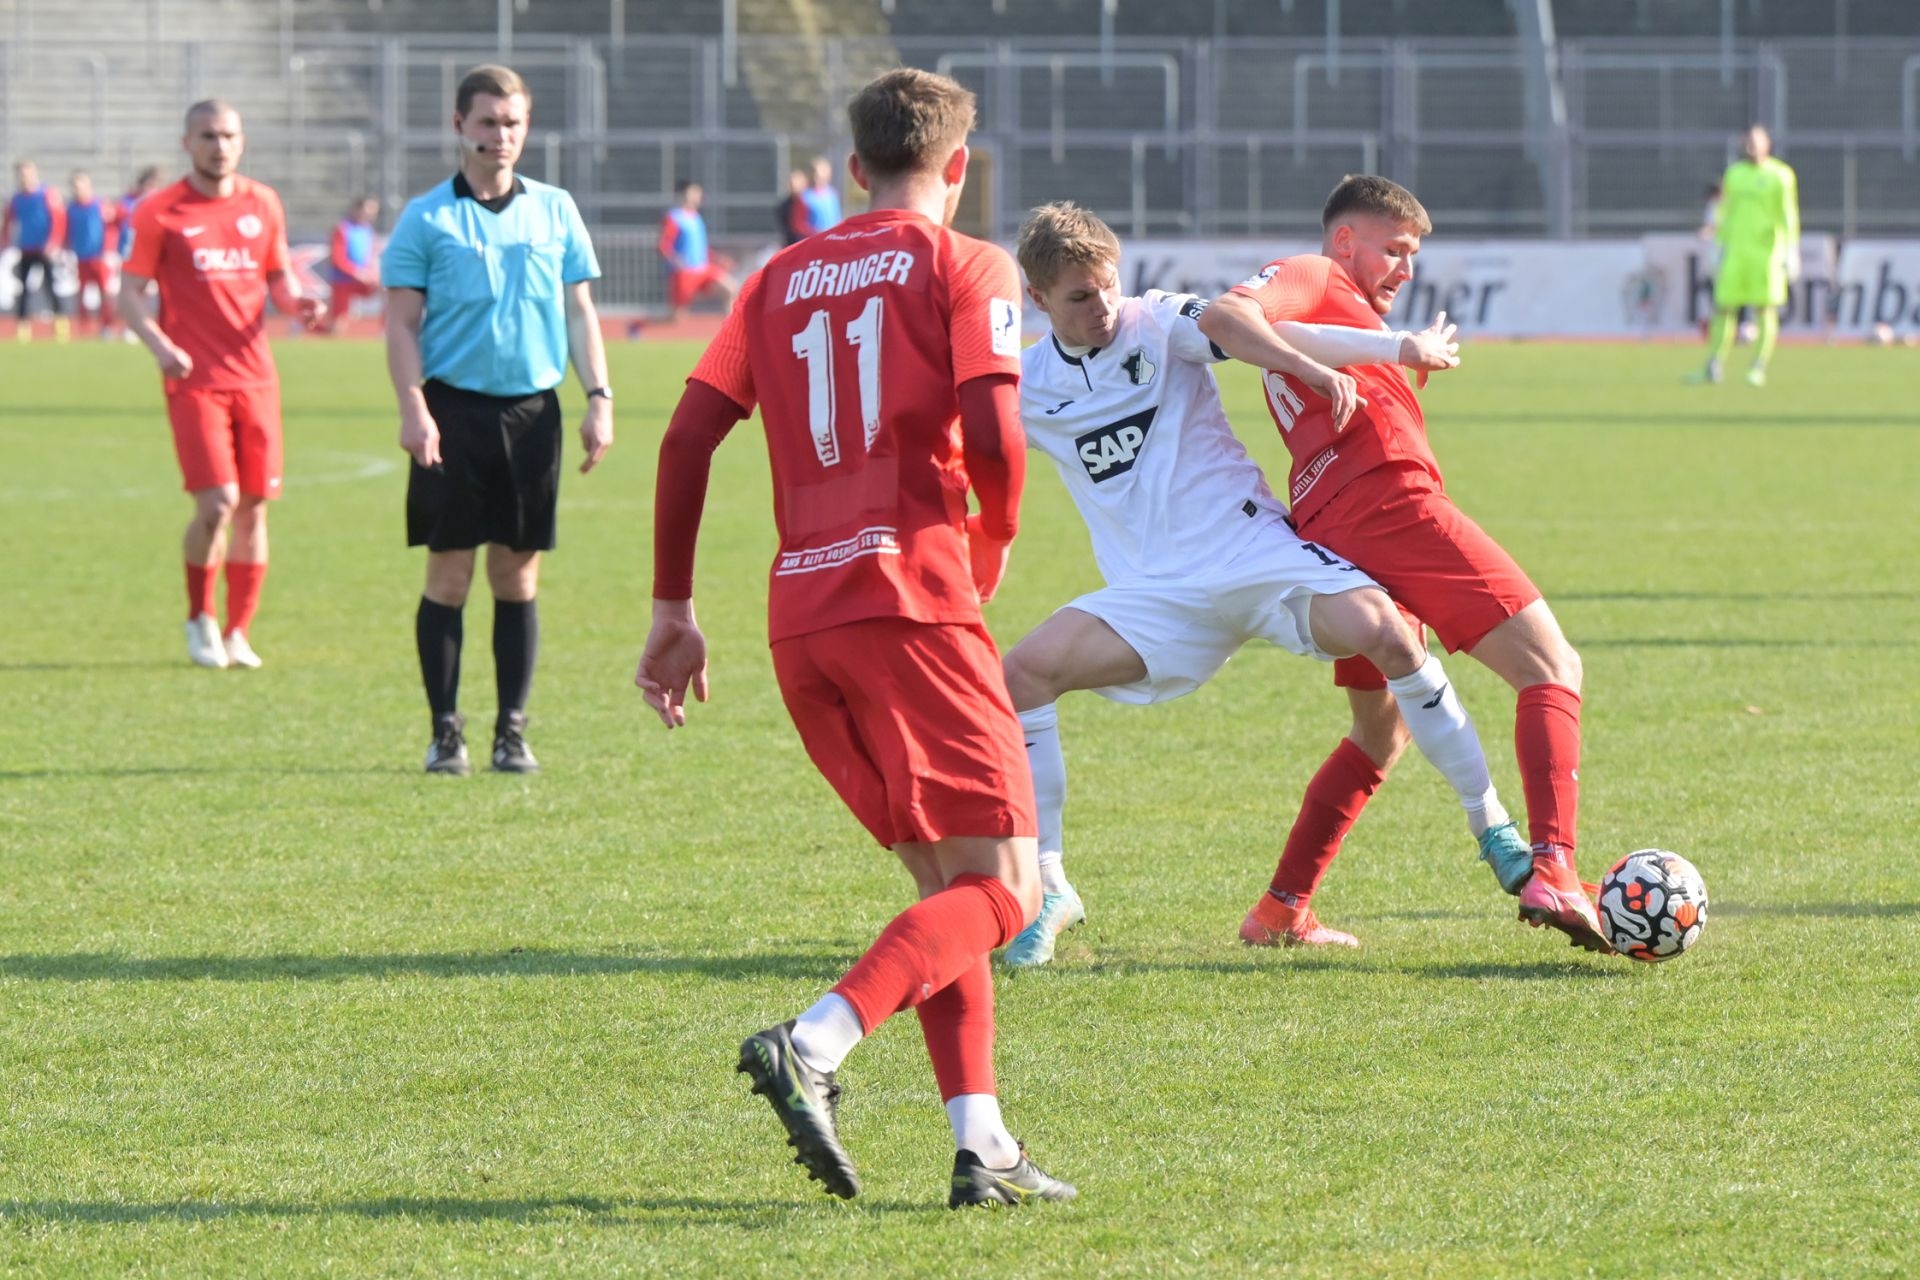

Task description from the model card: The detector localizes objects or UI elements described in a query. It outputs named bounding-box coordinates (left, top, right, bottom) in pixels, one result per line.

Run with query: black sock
left=493, top=597, right=538, bottom=724
left=416, top=597, right=463, bottom=723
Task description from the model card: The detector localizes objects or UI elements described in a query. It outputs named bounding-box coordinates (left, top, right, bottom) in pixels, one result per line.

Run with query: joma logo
left=1075, top=407, right=1156, bottom=482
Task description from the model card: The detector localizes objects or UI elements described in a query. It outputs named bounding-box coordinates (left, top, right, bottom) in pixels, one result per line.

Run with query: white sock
left=1385, top=653, right=1507, bottom=838
left=1018, top=704, right=1071, bottom=894
left=790, top=992, right=864, bottom=1075
left=946, top=1093, right=1021, bottom=1168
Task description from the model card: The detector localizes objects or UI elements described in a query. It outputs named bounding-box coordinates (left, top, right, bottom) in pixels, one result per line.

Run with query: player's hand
left=156, top=343, right=193, bottom=380
left=1785, top=245, right=1803, bottom=283
left=964, top=512, right=1012, bottom=603
left=579, top=398, right=613, bottom=474
left=400, top=405, right=442, bottom=469
left=296, top=296, right=328, bottom=332
left=1297, top=361, right=1365, bottom=431
left=635, top=602, right=709, bottom=729
left=1400, top=310, right=1460, bottom=373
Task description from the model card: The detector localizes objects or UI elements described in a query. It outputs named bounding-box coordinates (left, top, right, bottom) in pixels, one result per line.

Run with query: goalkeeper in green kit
left=1696, top=124, right=1799, bottom=386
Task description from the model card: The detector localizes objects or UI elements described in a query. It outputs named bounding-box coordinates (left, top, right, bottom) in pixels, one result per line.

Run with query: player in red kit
left=1197, top=175, right=1609, bottom=954
left=119, top=100, right=326, bottom=670
left=635, top=68, right=1075, bottom=1208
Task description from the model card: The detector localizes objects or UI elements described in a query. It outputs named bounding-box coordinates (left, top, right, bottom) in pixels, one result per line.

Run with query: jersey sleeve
left=687, top=269, right=761, bottom=411
left=947, top=239, right=1023, bottom=388
left=123, top=197, right=165, bottom=278
left=1228, top=255, right=1333, bottom=324
left=262, top=189, right=291, bottom=275
left=379, top=203, right=429, bottom=291
left=657, top=214, right=679, bottom=260
left=559, top=191, right=600, bottom=283
left=1778, top=163, right=1800, bottom=243
left=1147, top=290, right=1230, bottom=365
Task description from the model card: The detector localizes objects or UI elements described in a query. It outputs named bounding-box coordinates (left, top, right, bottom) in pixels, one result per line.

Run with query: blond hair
left=456, top=64, right=530, bottom=116
left=1321, top=174, right=1432, bottom=235
left=846, top=68, right=976, bottom=180
left=1016, top=202, right=1122, bottom=291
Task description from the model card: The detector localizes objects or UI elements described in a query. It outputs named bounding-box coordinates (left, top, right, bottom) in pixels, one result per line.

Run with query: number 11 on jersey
left=792, top=296, right=885, bottom=467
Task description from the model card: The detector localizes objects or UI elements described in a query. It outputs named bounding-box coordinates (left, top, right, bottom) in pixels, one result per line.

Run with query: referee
left=382, top=64, right=613, bottom=775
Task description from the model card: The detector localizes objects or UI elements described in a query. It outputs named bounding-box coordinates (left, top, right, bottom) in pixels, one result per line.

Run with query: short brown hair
left=1322, top=174, right=1432, bottom=234
left=1016, top=202, right=1122, bottom=291
left=457, top=64, right=530, bottom=116
left=184, top=99, right=241, bottom=133
left=846, top=68, right=976, bottom=180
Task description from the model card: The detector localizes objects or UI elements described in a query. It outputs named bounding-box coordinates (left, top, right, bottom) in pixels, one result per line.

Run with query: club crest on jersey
left=1075, top=407, right=1156, bottom=482
left=236, top=214, right=264, bottom=238
left=1120, top=348, right=1157, bottom=386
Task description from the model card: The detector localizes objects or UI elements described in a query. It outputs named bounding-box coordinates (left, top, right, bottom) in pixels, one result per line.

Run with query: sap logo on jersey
left=193, top=246, right=260, bottom=273
left=1075, top=407, right=1156, bottom=482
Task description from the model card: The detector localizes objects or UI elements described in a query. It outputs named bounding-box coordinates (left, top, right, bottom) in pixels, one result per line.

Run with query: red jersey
left=1231, top=255, right=1443, bottom=522
left=124, top=176, right=291, bottom=391
left=689, top=208, right=1023, bottom=643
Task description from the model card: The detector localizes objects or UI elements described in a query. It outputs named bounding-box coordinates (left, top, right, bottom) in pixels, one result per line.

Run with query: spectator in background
left=6, top=160, right=69, bottom=342
left=65, top=170, right=119, bottom=338
left=326, top=195, right=382, bottom=334
left=802, top=154, right=842, bottom=233
left=119, top=166, right=162, bottom=259
left=659, top=179, right=736, bottom=324
left=776, top=168, right=811, bottom=246
left=114, top=166, right=164, bottom=340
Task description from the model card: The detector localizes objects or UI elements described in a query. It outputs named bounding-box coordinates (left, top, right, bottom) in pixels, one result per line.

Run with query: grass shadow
left=1414, top=960, right=1629, bottom=981
left=0, top=947, right=851, bottom=985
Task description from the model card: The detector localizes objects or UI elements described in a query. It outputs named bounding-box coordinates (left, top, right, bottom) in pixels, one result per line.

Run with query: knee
left=1552, top=643, right=1583, bottom=694
left=193, top=493, right=238, bottom=534
left=1001, top=645, right=1059, bottom=711
left=1359, top=616, right=1424, bottom=680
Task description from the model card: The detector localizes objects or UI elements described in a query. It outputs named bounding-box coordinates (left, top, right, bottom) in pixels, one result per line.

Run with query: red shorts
left=1300, top=475, right=1540, bottom=690
left=166, top=384, right=284, bottom=498
left=669, top=263, right=728, bottom=309
left=771, top=617, right=1037, bottom=848
left=329, top=276, right=379, bottom=312
left=75, top=259, right=114, bottom=304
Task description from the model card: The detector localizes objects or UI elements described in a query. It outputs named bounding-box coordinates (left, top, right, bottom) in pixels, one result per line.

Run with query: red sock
left=1516, top=683, right=1582, bottom=855
left=831, top=872, right=1022, bottom=1035
left=224, top=560, right=267, bottom=635
left=916, top=956, right=995, bottom=1102
left=1269, top=738, right=1385, bottom=905
left=185, top=563, right=217, bottom=620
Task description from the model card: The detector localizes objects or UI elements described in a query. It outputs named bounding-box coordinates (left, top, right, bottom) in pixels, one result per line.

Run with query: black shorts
left=406, top=380, right=562, bottom=552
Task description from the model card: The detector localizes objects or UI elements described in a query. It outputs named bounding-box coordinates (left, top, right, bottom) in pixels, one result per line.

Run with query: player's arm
left=1780, top=165, right=1802, bottom=280
left=46, top=191, right=66, bottom=257
left=958, top=373, right=1025, bottom=602
left=1197, top=269, right=1361, bottom=428
left=636, top=281, right=758, bottom=728
left=384, top=288, right=441, bottom=467
left=1273, top=316, right=1460, bottom=377
left=116, top=271, right=190, bottom=378
left=264, top=200, right=325, bottom=330
left=565, top=280, right=613, bottom=474
left=946, top=243, right=1028, bottom=601
left=657, top=218, right=685, bottom=271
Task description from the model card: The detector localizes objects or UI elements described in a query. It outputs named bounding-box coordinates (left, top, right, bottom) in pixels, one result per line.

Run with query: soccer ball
left=1598, top=849, right=1708, bottom=962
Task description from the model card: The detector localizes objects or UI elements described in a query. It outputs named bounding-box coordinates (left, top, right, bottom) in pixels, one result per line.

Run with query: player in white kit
left=999, top=204, right=1531, bottom=965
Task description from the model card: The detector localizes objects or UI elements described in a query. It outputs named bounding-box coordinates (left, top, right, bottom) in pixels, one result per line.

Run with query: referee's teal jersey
left=382, top=174, right=600, bottom=398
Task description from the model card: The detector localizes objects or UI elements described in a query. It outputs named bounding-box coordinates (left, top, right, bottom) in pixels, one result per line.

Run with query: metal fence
left=4, top=30, right=1919, bottom=249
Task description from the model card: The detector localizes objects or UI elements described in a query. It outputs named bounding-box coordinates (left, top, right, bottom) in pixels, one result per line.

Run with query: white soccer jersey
left=1020, top=290, right=1285, bottom=584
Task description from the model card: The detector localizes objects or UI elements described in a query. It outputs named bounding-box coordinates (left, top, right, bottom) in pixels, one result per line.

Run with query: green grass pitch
left=0, top=335, right=1915, bottom=1277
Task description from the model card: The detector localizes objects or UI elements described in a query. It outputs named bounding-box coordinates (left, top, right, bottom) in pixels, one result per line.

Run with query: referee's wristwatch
left=587, top=386, right=613, bottom=402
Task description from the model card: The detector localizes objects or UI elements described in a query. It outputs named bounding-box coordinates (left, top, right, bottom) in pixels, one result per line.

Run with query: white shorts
left=1069, top=516, right=1376, bottom=705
